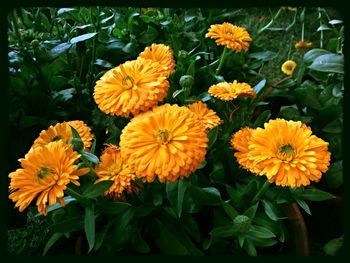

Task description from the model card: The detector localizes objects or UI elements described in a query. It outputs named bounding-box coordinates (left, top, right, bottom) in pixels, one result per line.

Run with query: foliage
left=7, top=7, right=343, bottom=256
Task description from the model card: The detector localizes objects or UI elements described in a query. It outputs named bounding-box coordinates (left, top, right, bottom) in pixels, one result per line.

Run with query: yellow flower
left=93, top=58, right=169, bottom=117
left=208, top=81, right=256, bottom=101
left=187, top=101, right=223, bottom=130
left=281, top=60, right=297, bottom=76
left=247, top=119, right=331, bottom=187
left=205, top=22, right=252, bottom=52
left=138, top=43, right=176, bottom=77
left=295, top=41, right=313, bottom=50
left=32, top=120, right=94, bottom=150
left=230, top=127, right=260, bottom=174
left=8, top=140, right=89, bottom=215
left=94, top=144, right=136, bottom=199
left=119, top=104, right=208, bottom=183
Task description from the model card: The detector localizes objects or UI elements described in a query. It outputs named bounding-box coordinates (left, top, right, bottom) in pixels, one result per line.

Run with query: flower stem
left=216, top=46, right=227, bottom=75
left=65, top=187, right=84, bottom=200
left=251, top=179, right=270, bottom=204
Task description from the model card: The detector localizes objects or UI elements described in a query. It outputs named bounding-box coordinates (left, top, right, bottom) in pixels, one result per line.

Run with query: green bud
left=233, top=215, right=251, bottom=234
left=31, top=39, right=39, bottom=48
left=179, top=75, right=194, bottom=89
left=178, top=50, right=188, bottom=59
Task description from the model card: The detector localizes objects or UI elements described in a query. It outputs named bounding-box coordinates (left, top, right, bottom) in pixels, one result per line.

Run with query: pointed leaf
left=84, top=204, right=95, bottom=253
left=70, top=32, right=97, bottom=44
left=42, top=233, right=64, bottom=256
left=82, top=180, right=113, bottom=199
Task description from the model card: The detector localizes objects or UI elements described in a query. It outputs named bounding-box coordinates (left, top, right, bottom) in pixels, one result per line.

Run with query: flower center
left=52, top=135, right=62, bottom=142
left=278, top=144, right=295, bottom=161
left=157, top=129, right=171, bottom=145
left=121, top=75, right=134, bottom=89
left=37, top=167, right=49, bottom=179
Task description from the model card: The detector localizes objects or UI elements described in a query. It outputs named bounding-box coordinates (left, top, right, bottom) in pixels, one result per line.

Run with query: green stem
left=65, top=187, right=85, bottom=200
left=301, top=22, right=305, bottom=42
left=216, top=46, right=227, bottom=75
left=258, top=7, right=283, bottom=34
left=251, top=179, right=270, bottom=204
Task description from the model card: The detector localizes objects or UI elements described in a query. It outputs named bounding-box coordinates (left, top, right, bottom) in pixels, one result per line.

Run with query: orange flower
left=138, top=43, right=176, bottom=77
left=119, top=104, right=208, bottom=183
left=8, top=140, right=89, bottom=215
left=281, top=60, right=297, bottom=76
left=295, top=41, right=313, bottom=50
left=208, top=81, right=256, bottom=101
left=93, top=58, right=169, bottom=117
left=206, top=22, right=252, bottom=52
left=246, top=119, right=331, bottom=187
left=32, top=120, right=94, bottom=150
left=94, top=145, right=136, bottom=199
left=230, top=127, right=260, bottom=174
left=187, top=101, right=223, bottom=130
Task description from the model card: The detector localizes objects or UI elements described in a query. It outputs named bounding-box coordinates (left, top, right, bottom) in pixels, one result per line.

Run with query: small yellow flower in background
left=138, top=43, right=176, bottom=77
left=119, top=104, right=208, bottom=183
left=32, top=120, right=94, bottom=150
left=281, top=60, right=297, bottom=76
left=94, top=144, right=136, bottom=200
left=141, top=8, right=156, bottom=14
left=232, top=119, right=331, bottom=188
left=93, top=58, right=169, bottom=117
left=8, top=140, right=90, bottom=215
left=187, top=101, right=223, bottom=131
left=208, top=81, right=256, bottom=101
left=295, top=41, right=313, bottom=50
left=206, top=22, right=252, bottom=52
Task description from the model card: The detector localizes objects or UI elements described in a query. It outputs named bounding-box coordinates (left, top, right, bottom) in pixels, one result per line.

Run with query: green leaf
left=328, top=19, right=342, bottom=25
left=190, top=186, right=222, bottom=206
left=295, top=198, right=311, bottom=215
left=323, top=236, right=344, bottom=256
left=226, top=185, right=242, bottom=207
left=42, top=233, right=64, bottom=256
left=82, top=180, right=113, bottom=199
left=308, top=54, right=344, bottom=74
left=207, top=126, right=219, bottom=149
left=222, top=201, right=239, bottom=220
left=166, top=180, right=189, bottom=218
left=317, top=24, right=331, bottom=31
left=303, top=48, right=331, bottom=64
left=253, top=79, right=266, bottom=94
left=69, top=126, right=84, bottom=152
left=322, top=160, right=343, bottom=189
left=94, top=59, right=114, bottom=69
left=81, top=151, right=99, bottom=164
left=49, top=216, right=84, bottom=233
left=243, top=239, right=257, bottom=256
left=84, top=204, right=95, bottom=253
left=52, top=88, right=76, bottom=101
left=253, top=110, right=271, bottom=128
left=261, top=200, right=279, bottom=221
left=210, top=224, right=239, bottom=238
left=181, top=214, right=201, bottom=243
left=297, top=188, right=336, bottom=201
left=132, top=229, right=150, bottom=253
left=49, top=42, right=72, bottom=59
left=248, top=225, right=276, bottom=239
left=139, top=26, right=158, bottom=44
left=70, top=32, right=97, bottom=44
left=322, top=118, right=342, bottom=133
left=152, top=219, right=204, bottom=255
left=244, top=202, right=259, bottom=219
left=94, top=221, right=113, bottom=251
left=249, top=51, right=277, bottom=61
left=46, top=196, right=76, bottom=214
left=197, top=91, right=212, bottom=102
left=99, top=200, right=131, bottom=215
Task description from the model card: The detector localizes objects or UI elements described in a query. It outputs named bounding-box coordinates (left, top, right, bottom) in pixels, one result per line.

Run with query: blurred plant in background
left=7, top=6, right=344, bottom=256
